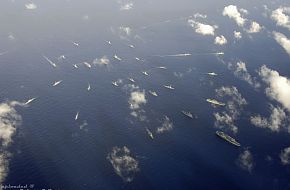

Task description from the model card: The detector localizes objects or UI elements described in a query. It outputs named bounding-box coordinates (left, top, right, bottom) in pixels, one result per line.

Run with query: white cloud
left=250, top=105, right=287, bottom=132
left=234, top=31, right=242, bottom=39
left=0, top=101, right=22, bottom=185
left=93, top=56, right=110, bottom=66
left=237, top=149, right=254, bottom=172
left=223, top=5, right=246, bottom=26
left=157, top=116, right=174, bottom=134
left=121, top=3, right=133, bottom=11
left=273, top=31, right=290, bottom=56
left=107, top=146, right=139, bottom=182
left=25, top=3, right=37, bottom=10
left=271, top=7, right=290, bottom=31
left=116, top=26, right=133, bottom=40
left=118, top=0, right=134, bottom=11
left=173, top=68, right=193, bottom=78
left=126, top=85, right=147, bottom=121
left=0, top=101, right=22, bottom=147
left=129, top=91, right=146, bottom=110
left=214, top=35, right=227, bottom=45
left=0, top=153, right=9, bottom=186
left=82, top=15, right=89, bottom=20
left=79, top=120, right=88, bottom=131
left=247, top=21, right=262, bottom=33
left=231, top=61, right=260, bottom=88
left=8, top=34, right=15, bottom=40
left=119, top=26, right=131, bottom=36
left=259, top=65, right=290, bottom=111
left=214, top=112, right=237, bottom=132
left=240, top=8, right=248, bottom=15
left=214, top=86, right=247, bottom=134
left=193, top=13, right=207, bottom=19
left=280, top=147, right=290, bottom=165
left=188, top=20, right=216, bottom=36
left=223, top=5, right=262, bottom=33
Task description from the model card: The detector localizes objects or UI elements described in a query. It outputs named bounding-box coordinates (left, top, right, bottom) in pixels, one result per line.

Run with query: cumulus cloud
left=237, top=149, right=254, bottom=172
left=114, top=26, right=133, bottom=40
left=271, top=7, right=290, bottom=31
left=273, top=31, right=290, bottom=56
left=122, top=3, right=133, bottom=11
left=25, top=3, right=37, bottom=10
left=223, top=5, right=262, bottom=33
left=173, top=68, right=193, bottom=78
left=240, top=8, right=248, bottom=15
left=79, top=120, right=88, bottom=131
left=107, top=146, right=139, bottom=182
left=188, top=20, right=216, bottom=36
left=119, top=0, right=134, bottom=11
left=280, top=147, right=290, bottom=165
left=0, top=153, right=9, bottom=186
left=156, top=116, right=174, bottom=134
left=250, top=105, right=287, bottom=132
left=126, top=85, right=147, bottom=121
left=214, top=35, right=227, bottom=45
left=214, top=112, right=235, bottom=130
left=230, top=61, right=260, bottom=88
left=8, top=34, right=15, bottom=40
left=193, top=13, right=207, bottom=19
left=259, top=65, right=290, bottom=111
left=246, top=21, right=262, bottom=33
left=223, top=5, right=246, bottom=26
left=214, top=86, right=247, bottom=134
left=234, top=31, right=242, bottom=39
left=119, top=26, right=132, bottom=36
left=129, top=91, right=146, bottom=110
left=0, top=101, right=23, bottom=185
left=93, top=56, right=110, bottom=66
left=82, top=15, right=89, bottom=21
left=0, top=101, right=22, bottom=147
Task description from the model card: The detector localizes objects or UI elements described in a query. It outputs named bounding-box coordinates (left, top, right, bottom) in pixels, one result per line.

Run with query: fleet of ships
left=40, top=49, right=236, bottom=147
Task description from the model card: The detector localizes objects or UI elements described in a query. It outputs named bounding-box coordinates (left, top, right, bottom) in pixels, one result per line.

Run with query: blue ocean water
left=1, top=0, right=290, bottom=190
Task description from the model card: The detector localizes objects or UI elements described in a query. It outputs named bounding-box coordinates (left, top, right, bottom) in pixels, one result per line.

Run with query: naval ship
left=216, top=131, right=241, bottom=147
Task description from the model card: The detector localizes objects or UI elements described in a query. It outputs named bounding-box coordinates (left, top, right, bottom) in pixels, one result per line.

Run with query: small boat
left=128, top=78, right=135, bottom=83
left=157, top=66, right=167, bottom=69
left=135, top=57, right=140, bottom=61
left=181, top=111, right=193, bottom=119
left=207, top=72, right=218, bottom=76
left=142, top=71, right=149, bottom=76
left=43, top=55, right=57, bottom=68
left=106, top=40, right=112, bottom=45
left=24, top=97, right=37, bottom=105
left=75, top=112, right=79, bottom=120
left=149, top=90, right=158, bottom=97
left=58, top=55, right=66, bottom=60
left=206, top=99, right=225, bottom=106
left=52, top=80, right=62, bottom=87
left=73, top=42, right=79, bottom=46
left=164, top=85, right=174, bottom=90
left=113, top=55, right=122, bottom=61
left=146, top=128, right=154, bottom=139
left=216, top=131, right=241, bottom=147
left=112, top=81, right=119, bottom=87
left=83, top=62, right=91, bottom=68
left=73, top=64, right=78, bottom=68
left=87, top=83, right=91, bottom=91
left=128, top=44, right=135, bottom=48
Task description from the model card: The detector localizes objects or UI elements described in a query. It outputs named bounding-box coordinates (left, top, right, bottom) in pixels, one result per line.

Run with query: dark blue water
left=1, top=1, right=290, bottom=190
